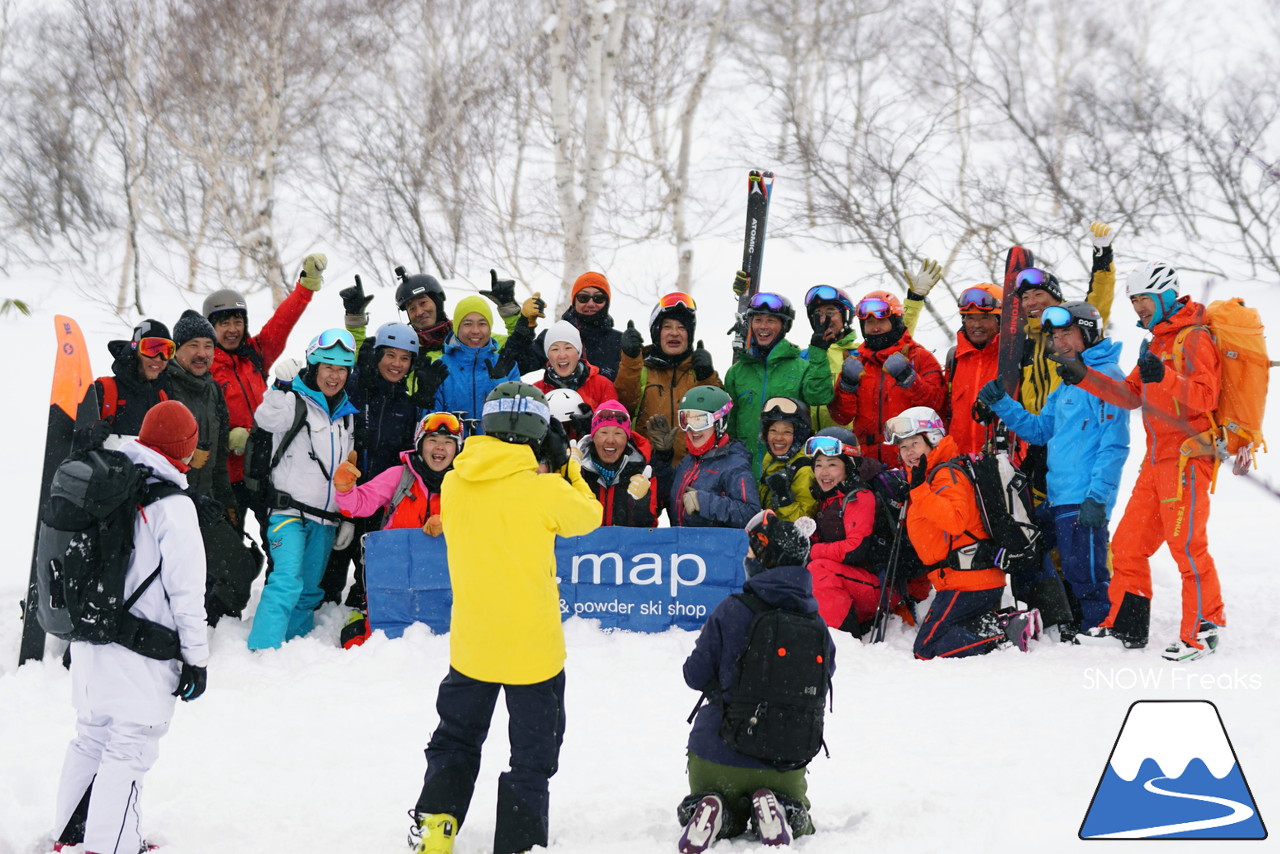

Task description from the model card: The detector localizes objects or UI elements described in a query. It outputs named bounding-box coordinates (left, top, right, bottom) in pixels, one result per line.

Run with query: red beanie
left=138, top=400, right=199, bottom=465
left=572, top=271, right=611, bottom=301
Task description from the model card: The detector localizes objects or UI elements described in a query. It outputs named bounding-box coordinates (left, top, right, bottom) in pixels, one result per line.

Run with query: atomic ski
left=997, top=246, right=1034, bottom=398
left=19, top=316, right=97, bottom=666
left=731, top=169, right=774, bottom=357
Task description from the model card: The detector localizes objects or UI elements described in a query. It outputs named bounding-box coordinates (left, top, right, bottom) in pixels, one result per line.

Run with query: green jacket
left=725, top=338, right=833, bottom=476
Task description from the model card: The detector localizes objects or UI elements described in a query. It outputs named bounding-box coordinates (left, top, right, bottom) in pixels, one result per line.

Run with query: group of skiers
left=47, top=216, right=1260, bottom=853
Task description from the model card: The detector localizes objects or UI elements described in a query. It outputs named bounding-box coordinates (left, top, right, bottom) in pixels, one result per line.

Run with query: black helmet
left=1040, top=301, right=1104, bottom=349
left=806, top=426, right=862, bottom=482
left=744, top=291, right=795, bottom=335
left=394, top=266, right=446, bottom=313
left=648, top=292, right=697, bottom=343
left=760, top=396, right=812, bottom=456
left=482, top=381, right=551, bottom=445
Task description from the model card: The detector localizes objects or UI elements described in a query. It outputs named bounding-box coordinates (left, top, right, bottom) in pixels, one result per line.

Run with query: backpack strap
left=98, top=377, right=118, bottom=423
left=116, top=476, right=191, bottom=661
left=269, top=393, right=310, bottom=472
left=388, top=464, right=419, bottom=515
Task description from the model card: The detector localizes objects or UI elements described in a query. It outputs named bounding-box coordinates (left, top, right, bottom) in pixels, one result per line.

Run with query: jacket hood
left=562, top=304, right=615, bottom=330
left=452, top=434, right=539, bottom=482
left=697, top=437, right=753, bottom=467
left=1150, top=296, right=1204, bottom=337
left=165, top=358, right=216, bottom=392
left=1081, top=336, right=1122, bottom=367
left=742, top=337, right=801, bottom=365
left=120, top=438, right=190, bottom=489
left=581, top=438, right=646, bottom=478
left=294, top=378, right=358, bottom=421
left=743, top=564, right=819, bottom=614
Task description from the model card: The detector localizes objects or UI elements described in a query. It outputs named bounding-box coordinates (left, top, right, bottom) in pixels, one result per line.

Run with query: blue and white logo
left=1080, top=700, right=1266, bottom=839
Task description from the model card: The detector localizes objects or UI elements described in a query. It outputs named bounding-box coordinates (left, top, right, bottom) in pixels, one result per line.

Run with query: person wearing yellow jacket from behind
left=409, top=382, right=601, bottom=854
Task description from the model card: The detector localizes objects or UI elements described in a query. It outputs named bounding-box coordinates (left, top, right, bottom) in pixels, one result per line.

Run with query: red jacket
left=945, top=331, right=1001, bottom=455
left=809, top=488, right=876, bottom=567
left=534, top=361, right=619, bottom=412
left=828, top=333, right=946, bottom=466
left=212, top=284, right=313, bottom=482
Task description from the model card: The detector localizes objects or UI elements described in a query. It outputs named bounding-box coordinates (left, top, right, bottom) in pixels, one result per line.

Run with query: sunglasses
left=1039, top=305, right=1073, bottom=331
left=855, top=298, right=893, bottom=319
left=656, top=292, right=696, bottom=310
left=135, top=337, right=176, bottom=360
left=804, top=435, right=861, bottom=458
left=748, top=292, right=787, bottom=312
left=575, top=291, right=608, bottom=305
left=883, top=414, right=946, bottom=444
left=762, top=397, right=803, bottom=417
left=958, top=287, right=1001, bottom=313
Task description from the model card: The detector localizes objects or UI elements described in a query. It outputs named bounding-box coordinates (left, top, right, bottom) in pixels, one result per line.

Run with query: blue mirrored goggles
left=1039, top=305, right=1073, bottom=331
left=804, top=285, right=841, bottom=305
left=855, top=298, right=893, bottom=319
left=958, top=287, right=1001, bottom=313
left=749, top=292, right=787, bottom=313
left=1015, top=267, right=1049, bottom=290
left=804, top=435, right=860, bottom=458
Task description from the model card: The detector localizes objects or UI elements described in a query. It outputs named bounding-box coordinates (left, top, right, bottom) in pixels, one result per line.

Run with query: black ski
left=19, top=316, right=96, bottom=666
left=731, top=170, right=774, bottom=356
left=997, top=246, right=1034, bottom=398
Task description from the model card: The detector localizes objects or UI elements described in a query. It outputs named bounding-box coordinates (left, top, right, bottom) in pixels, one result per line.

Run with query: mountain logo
left=1080, top=700, right=1267, bottom=840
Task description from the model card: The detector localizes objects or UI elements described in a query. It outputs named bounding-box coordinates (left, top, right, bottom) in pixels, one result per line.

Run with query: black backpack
left=849, top=468, right=928, bottom=580
left=35, top=448, right=188, bottom=661
left=934, top=451, right=1041, bottom=574
left=717, top=592, right=831, bottom=771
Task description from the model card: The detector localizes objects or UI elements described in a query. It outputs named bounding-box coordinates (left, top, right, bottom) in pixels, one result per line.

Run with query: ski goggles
left=762, top=397, right=803, bottom=417
left=883, top=414, right=946, bottom=444
left=804, top=284, right=843, bottom=306
left=575, top=291, right=608, bottom=305
left=419, top=411, right=463, bottom=436
left=1015, top=267, right=1056, bottom=292
left=677, top=401, right=732, bottom=432
left=310, top=328, right=357, bottom=354
left=134, top=337, right=176, bottom=360
left=656, top=292, right=696, bottom=311
left=1039, top=305, right=1073, bottom=331
left=748, top=292, right=787, bottom=313
left=958, top=287, right=1001, bottom=313
left=855, top=297, right=894, bottom=319
left=592, top=406, right=631, bottom=428
left=804, top=435, right=861, bottom=458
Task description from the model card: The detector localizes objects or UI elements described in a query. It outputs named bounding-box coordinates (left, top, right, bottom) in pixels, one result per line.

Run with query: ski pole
left=870, top=496, right=910, bottom=644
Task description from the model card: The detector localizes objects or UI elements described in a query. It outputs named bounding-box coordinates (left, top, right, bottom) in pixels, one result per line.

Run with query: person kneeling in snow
left=333, top=411, right=464, bottom=647
left=678, top=510, right=836, bottom=853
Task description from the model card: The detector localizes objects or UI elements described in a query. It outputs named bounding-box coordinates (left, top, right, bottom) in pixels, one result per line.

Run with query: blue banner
left=363, top=526, right=748, bottom=638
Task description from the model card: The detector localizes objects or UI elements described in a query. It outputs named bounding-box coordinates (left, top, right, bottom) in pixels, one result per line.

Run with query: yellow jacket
left=1019, top=260, right=1115, bottom=414
left=759, top=450, right=818, bottom=521
left=441, top=436, right=601, bottom=684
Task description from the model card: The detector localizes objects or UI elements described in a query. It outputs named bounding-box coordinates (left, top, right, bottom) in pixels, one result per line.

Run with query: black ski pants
left=416, top=666, right=567, bottom=854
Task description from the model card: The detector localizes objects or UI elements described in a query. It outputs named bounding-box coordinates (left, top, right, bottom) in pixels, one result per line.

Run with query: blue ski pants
left=247, top=515, right=335, bottom=650
left=913, top=587, right=1005, bottom=660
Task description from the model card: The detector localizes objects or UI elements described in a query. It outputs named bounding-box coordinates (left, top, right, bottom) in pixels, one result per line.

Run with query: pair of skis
left=730, top=170, right=774, bottom=357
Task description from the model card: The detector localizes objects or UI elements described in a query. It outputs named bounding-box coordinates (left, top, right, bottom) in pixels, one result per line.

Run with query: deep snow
left=1, top=233, right=1278, bottom=853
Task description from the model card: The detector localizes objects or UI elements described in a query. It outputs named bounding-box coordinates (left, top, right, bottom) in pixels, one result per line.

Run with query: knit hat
left=590, top=400, right=632, bottom=438
left=130, top=318, right=172, bottom=347
left=572, top=271, right=611, bottom=302
left=453, top=294, right=494, bottom=328
left=744, top=510, right=815, bottom=572
left=544, top=319, right=583, bottom=355
left=172, top=309, right=216, bottom=348
left=138, top=400, right=199, bottom=465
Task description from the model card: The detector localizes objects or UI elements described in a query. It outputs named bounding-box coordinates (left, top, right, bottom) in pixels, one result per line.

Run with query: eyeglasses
left=761, top=397, right=803, bottom=417
left=678, top=401, right=731, bottom=432
left=575, top=291, right=608, bottom=305
left=656, top=292, right=696, bottom=311
left=419, top=411, right=463, bottom=436
left=313, top=328, right=357, bottom=353
left=748, top=292, right=787, bottom=313
left=804, top=285, right=842, bottom=306
left=958, top=287, right=1001, bottom=313
left=1039, top=305, right=1073, bottom=331
left=804, top=435, right=861, bottom=458
left=134, top=337, right=176, bottom=360
left=1015, top=268, right=1051, bottom=291
left=883, top=414, right=946, bottom=444
left=855, top=298, right=893, bottom=319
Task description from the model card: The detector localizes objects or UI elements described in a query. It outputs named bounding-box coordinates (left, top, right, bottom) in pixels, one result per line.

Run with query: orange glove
left=334, top=451, right=361, bottom=493
left=423, top=514, right=443, bottom=537
left=189, top=448, right=210, bottom=470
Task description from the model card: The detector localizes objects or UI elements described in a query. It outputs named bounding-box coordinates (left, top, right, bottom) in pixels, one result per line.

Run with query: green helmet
left=482, top=381, right=551, bottom=445
left=677, top=385, right=733, bottom=435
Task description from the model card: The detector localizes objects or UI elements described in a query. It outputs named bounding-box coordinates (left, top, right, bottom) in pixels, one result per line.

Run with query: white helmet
left=545, top=388, right=591, bottom=425
left=1126, top=261, right=1179, bottom=299
left=883, top=406, right=947, bottom=446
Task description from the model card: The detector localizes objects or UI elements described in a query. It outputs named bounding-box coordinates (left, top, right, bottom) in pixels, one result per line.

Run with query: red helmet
left=855, top=290, right=904, bottom=319
left=958, top=283, right=1002, bottom=316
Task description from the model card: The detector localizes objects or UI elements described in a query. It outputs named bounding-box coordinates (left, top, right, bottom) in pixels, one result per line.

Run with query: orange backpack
left=1173, top=297, right=1271, bottom=489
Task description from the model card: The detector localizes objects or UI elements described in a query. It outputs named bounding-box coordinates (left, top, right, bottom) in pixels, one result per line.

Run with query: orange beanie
left=572, top=272, right=611, bottom=301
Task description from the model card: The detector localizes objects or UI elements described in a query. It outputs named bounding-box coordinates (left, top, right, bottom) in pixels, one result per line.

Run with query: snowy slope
left=1, top=230, right=1279, bottom=853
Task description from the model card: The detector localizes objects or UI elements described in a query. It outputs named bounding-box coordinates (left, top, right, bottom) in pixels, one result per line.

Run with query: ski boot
left=997, top=608, right=1042, bottom=652
left=407, top=810, right=456, bottom=854
left=341, top=610, right=371, bottom=649
left=1161, top=622, right=1220, bottom=662
left=751, top=788, right=793, bottom=846
left=1077, top=592, right=1148, bottom=649
left=678, top=794, right=725, bottom=853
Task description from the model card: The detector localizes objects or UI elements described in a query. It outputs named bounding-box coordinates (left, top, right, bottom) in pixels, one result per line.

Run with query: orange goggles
left=135, top=337, right=176, bottom=360
left=656, top=292, right=697, bottom=311
left=421, top=411, right=463, bottom=435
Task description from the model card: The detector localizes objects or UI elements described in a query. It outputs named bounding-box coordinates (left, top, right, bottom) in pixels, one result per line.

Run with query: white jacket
left=70, top=441, right=208, bottom=725
left=255, top=385, right=355, bottom=524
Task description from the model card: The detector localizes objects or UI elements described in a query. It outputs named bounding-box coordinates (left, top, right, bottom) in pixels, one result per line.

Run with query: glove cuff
left=905, top=291, right=926, bottom=302
left=838, top=379, right=859, bottom=393
left=498, top=303, right=521, bottom=318
left=1091, top=245, right=1113, bottom=271
left=345, top=313, right=368, bottom=330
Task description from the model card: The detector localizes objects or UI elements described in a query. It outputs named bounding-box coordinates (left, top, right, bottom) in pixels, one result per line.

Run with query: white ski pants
left=54, top=711, right=169, bottom=854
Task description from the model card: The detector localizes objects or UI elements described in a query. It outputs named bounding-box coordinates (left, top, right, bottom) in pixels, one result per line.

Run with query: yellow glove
left=905, top=258, right=942, bottom=298
left=334, top=450, right=361, bottom=493
left=682, top=489, right=700, bottom=516
left=423, top=514, right=443, bottom=537
left=189, top=448, right=210, bottom=470
left=228, top=427, right=249, bottom=456
left=1089, top=221, right=1116, bottom=249
left=520, top=292, right=546, bottom=327
left=732, top=270, right=750, bottom=297
left=568, top=439, right=583, bottom=466
left=627, top=465, right=652, bottom=501
left=299, top=253, right=327, bottom=291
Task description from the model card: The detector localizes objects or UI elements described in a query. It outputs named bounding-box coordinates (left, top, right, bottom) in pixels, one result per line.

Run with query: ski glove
left=909, top=456, right=929, bottom=488
left=838, top=355, right=864, bottom=392
left=299, top=253, right=327, bottom=291
left=174, top=663, right=207, bottom=702
left=627, top=466, right=653, bottom=501
left=883, top=352, right=917, bottom=388
left=273, top=357, right=303, bottom=385
left=540, top=419, right=571, bottom=472
left=977, top=379, right=1006, bottom=408
left=732, top=269, right=750, bottom=297
left=334, top=520, right=356, bottom=551
left=411, top=358, right=450, bottom=408
left=228, top=427, right=249, bottom=456
left=189, top=448, right=210, bottom=470
left=190, top=492, right=226, bottom=528
left=646, top=414, right=677, bottom=453
left=423, top=514, right=443, bottom=537
left=691, top=340, right=715, bottom=381
left=621, top=320, right=644, bottom=358
left=764, top=471, right=793, bottom=506
left=334, top=451, right=361, bottom=493
left=1137, top=347, right=1165, bottom=384
left=682, top=489, right=701, bottom=516
left=905, top=258, right=943, bottom=298
left=1047, top=353, right=1086, bottom=386
left=479, top=269, right=520, bottom=318
left=1088, top=221, right=1116, bottom=250
left=339, top=275, right=374, bottom=324
left=72, top=419, right=112, bottom=454
left=809, top=328, right=834, bottom=351
left=1078, top=497, right=1108, bottom=528
left=520, top=292, right=546, bottom=328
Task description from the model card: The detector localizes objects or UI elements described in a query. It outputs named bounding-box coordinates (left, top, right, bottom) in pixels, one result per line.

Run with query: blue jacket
left=990, top=338, right=1130, bottom=514
left=670, top=438, right=761, bottom=528
left=433, top=335, right=519, bottom=432
left=683, top=564, right=837, bottom=768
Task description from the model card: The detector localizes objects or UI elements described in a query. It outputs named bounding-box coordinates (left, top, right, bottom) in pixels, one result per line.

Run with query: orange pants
left=1108, top=457, right=1225, bottom=644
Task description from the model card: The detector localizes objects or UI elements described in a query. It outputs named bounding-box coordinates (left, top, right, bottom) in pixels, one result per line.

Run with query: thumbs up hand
left=627, top=465, right=652, bottom=500
left=621, top=319, right=643, bottom=358
left=334, top=450, right=361, bottom=493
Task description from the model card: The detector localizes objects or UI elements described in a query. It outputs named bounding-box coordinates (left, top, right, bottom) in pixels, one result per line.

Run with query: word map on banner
left=363, top=526, right=749, bottom=638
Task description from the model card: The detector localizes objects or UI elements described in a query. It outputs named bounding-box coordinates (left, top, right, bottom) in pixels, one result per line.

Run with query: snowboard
left=997, top=246, right=1034, bottom=398
left=730, top=169, right=774, bottom=357
left=19, top=315, right=97, bottom=666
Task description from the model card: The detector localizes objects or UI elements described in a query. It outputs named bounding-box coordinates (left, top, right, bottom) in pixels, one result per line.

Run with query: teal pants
left=684, top=752, right=814, bottom=838
left=247, top=515, right=336, bottom=650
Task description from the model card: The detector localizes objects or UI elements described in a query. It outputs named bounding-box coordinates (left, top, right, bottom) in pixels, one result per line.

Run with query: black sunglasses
left=575, top=292, right=607, bottom=305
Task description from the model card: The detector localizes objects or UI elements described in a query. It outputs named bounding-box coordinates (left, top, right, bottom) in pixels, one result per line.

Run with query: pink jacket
left=335, top=451, right=433, bottom=530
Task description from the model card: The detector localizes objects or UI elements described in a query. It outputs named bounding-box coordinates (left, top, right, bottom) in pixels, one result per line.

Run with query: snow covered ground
left=1, top=237, right=1278, bottom=853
